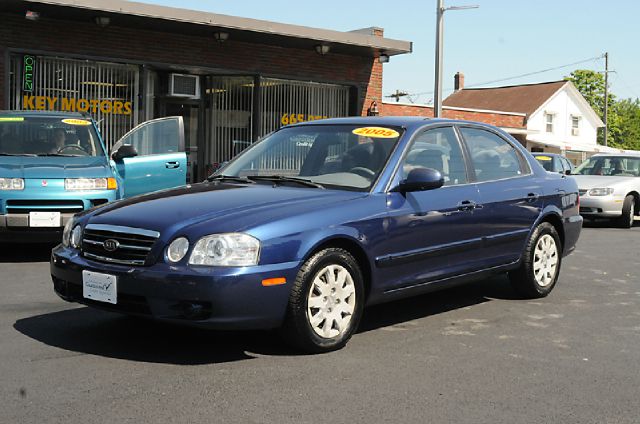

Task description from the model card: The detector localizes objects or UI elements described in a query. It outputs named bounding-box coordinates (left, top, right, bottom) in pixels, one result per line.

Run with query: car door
left=377, top=126, right=485, bottom=293
left=111, top=116, right=186, bottom=198
left=458, top=126, right=544, bottom=267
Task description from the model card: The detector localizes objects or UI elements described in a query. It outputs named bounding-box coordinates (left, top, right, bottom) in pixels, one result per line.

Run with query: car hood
left=88, top=182, right=365, bottom=235
left=572, top=174, right=638, bottom=189
left=0, top=156, right=111, bottom=179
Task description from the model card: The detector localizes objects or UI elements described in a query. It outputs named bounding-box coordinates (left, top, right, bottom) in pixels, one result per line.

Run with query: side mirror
left=112, top=144, right=138, bottom=162
left=393, top=168, right=444, bottom=193
left=564, top=169, right=572, bottom=175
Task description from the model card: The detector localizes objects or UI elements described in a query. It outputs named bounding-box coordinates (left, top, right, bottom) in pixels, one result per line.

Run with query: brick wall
left=0, top=12, right=380, bottom=114
left=382, top=102, right=526, bottom=128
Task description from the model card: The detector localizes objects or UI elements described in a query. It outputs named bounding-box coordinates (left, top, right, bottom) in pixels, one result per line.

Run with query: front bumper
left=50, top=245, right=300, bottom=330
left=0, top=213, right=75, bottom=242
left=1, top=187, right=116, bottom=242
left=579, top=195, right=624, bottom=218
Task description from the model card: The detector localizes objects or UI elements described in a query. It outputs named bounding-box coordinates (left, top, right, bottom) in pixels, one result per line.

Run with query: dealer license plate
left=82, top=270, right=117, bottom=304
left=29, top=211, right=61, bottom=227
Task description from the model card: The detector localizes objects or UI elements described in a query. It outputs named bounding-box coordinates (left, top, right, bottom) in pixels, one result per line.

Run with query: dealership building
left=1, top=0, right=412, bottom=179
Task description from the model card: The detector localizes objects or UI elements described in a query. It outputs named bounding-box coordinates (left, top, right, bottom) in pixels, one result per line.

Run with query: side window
left=400, top=127, right=468, bottom=186
left=460, top=127, right=525, bottom=182
left=119, top=117, right=183, bottom=156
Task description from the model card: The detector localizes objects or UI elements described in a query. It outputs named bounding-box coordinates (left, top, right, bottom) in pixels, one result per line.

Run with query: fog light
left=167, top=237, right=189, bottom=263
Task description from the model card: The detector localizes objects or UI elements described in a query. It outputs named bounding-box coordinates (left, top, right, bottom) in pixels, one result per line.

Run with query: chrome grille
left=82, top=224, right=159, bottom=266
left=578, top=189, right=588, bottom=196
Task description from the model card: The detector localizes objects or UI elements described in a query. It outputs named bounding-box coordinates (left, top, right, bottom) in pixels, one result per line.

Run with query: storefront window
left=9, top=54, right=140, bottom=150
left=203, top=76, right=350, bottom=174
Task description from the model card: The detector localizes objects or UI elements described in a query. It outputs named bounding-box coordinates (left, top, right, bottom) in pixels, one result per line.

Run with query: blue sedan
left=51, top=117, right=582, bottom=352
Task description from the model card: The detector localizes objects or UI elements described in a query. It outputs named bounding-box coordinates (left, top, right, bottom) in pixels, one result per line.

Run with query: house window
left=545, top=113, right=554, bottom=133
left=571, top=116, right=580, bottom=136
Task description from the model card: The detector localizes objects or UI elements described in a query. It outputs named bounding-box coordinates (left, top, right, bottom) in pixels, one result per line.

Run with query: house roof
left=443, top=81, right=568, bottom=116
left=6, top=0, right=412, bottom=57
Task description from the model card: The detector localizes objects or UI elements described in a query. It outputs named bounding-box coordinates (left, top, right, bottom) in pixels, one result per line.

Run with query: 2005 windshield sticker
left=61, top=118, right=92, bottom=126
left=352, top=127, right=400, bottom=139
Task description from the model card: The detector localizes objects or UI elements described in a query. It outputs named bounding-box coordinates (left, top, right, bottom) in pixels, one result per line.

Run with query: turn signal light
left=107, top=177, right=117, bottom=190
left=262, top=277, right=286, bottom=286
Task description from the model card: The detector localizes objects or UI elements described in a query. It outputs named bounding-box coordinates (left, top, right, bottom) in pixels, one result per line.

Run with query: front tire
left=509, top=222, right=562, bottom=298
left=616, top=195, right=635, bottom=229
left=281, top=248, right=364, bottom=353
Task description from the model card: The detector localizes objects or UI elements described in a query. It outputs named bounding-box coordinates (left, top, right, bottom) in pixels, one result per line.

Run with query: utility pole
left=434, top=0, right=445, bottom=117
left=603, top=52, right=608, bottom=147
left=433, top=1, right=478, bottom=118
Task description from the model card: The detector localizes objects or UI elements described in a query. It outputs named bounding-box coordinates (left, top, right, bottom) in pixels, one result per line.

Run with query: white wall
left=526, top=86, right=601, bottom=152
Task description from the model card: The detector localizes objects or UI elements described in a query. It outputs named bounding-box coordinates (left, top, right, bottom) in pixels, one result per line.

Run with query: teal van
left=0, top=111, right=186, bottom=242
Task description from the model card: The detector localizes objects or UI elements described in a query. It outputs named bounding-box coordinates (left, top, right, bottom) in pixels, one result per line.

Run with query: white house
left=444, top=77, right=605, bottom=164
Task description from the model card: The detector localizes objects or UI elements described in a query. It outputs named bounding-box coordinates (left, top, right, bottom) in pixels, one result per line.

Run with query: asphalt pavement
left=1, top=221, right=639, bottom=424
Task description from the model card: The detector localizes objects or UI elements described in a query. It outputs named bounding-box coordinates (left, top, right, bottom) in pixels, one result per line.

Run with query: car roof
left=533, top=153, right=563, bottom=158
left=0, top=110, right=87, bottom=118
left=591, top=153, right=640, bottom=158
left=287, top=116, right=499, bottom=131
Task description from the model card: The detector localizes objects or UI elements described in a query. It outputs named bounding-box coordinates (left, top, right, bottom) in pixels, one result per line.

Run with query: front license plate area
left=29, top=211, right=61, bottom=227
left=82, top=270, right=117, bottom=304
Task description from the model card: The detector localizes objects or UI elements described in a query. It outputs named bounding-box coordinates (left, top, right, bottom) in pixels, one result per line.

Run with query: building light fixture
left=367, top=100, right=379, bottom=116
left=214, top=32, right=229, bottom=43
left=315, top=44, right=330, bottom=55
left=94, top=16, right=111, bottom=27
left=378, top=53, right=390, bottom=64
left=25, top=10, right=40, bottom=21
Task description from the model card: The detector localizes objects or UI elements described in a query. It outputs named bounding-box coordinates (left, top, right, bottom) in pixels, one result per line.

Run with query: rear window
left=0, top=116, right=103, bottom=157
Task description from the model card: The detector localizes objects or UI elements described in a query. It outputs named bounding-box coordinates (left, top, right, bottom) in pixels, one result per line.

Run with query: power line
left=394, top=54, right=605, bottom=100
left=466, top=54, right=604, bottom=88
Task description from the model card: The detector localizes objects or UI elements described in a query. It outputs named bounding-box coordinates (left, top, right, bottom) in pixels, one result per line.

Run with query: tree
left=614, top=98, right=640, bottom=151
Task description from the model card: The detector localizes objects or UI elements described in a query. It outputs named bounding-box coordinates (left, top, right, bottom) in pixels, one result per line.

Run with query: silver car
left=572, top=154, right=640, bottom=228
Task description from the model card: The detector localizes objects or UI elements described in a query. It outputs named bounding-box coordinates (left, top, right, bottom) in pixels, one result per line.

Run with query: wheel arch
left=626, top=191, right=639, bottom=215
left=302, top=236, right=374, bottom=301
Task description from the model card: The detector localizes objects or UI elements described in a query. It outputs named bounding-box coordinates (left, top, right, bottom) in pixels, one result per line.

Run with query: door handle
left=457, top=200, right=479, bottom=211
left=165, top=161, right=180, bottom=169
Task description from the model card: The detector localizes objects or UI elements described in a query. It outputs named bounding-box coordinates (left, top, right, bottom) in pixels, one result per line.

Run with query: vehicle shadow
left=582, top=218, right=640, bottom=228
left=0, top=243, right=56, bottom=263
left=14, top=275, right=518, bottom=365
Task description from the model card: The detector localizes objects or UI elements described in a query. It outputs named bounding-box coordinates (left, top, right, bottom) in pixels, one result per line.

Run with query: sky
left=138, top=0, right=640, bottom=104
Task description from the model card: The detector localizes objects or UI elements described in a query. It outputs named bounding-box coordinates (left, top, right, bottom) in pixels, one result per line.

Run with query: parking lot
left=1, top=221, right=639, bottom=424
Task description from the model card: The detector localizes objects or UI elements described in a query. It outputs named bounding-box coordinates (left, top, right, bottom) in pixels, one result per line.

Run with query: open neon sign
left=23, top=55, right=35, bottom=92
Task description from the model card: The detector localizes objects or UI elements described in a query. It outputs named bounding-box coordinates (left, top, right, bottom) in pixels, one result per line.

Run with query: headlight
left=0, top=178, right=24, bottom=190
left=70, top=225, right=83, bottom=249
left=62, top=219, right=74, bottom=247
left=167, top=237, right=189, bottom=263
left=189, top=233, right=260, bottom=266
left=65, top=178, right=117, bottom=191
left=588, top=188, right=614, bottom=196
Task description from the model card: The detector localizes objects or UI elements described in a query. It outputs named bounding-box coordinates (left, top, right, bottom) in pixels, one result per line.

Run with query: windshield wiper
left=246, top=175, right=324, bottom=188
left=37, top=153, right=81, bottom=157
left=0, top=153, right=37, bottom=156
left=206, top=174, right=255, bottom=184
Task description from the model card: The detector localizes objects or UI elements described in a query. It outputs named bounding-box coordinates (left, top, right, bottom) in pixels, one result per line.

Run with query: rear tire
left=281, top=248, right=364, bottom=353
left=509, top=222, right=562, bottom=298
left=616, top=195, right=635, bottom=229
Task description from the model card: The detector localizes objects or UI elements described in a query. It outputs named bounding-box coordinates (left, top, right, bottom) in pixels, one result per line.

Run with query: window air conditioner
left=169, top=74, right=200, bottom=98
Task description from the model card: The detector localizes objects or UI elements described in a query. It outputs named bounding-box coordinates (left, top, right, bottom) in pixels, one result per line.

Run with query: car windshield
left=219, top=124, right=403, bottom=191
left=574, top=156, right=640, bottom=177
left=0, top=115, right=104, bottom=157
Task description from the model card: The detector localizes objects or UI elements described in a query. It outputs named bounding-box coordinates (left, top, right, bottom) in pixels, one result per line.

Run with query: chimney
left=454, top=72, right=465, bottom=91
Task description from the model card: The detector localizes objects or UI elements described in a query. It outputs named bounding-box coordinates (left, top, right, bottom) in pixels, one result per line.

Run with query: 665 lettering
left=281, top=113, right=328, bottom=126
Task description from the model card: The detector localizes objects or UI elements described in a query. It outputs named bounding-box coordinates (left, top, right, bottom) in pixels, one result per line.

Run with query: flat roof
left=13, top=0, right=412, bottom=57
